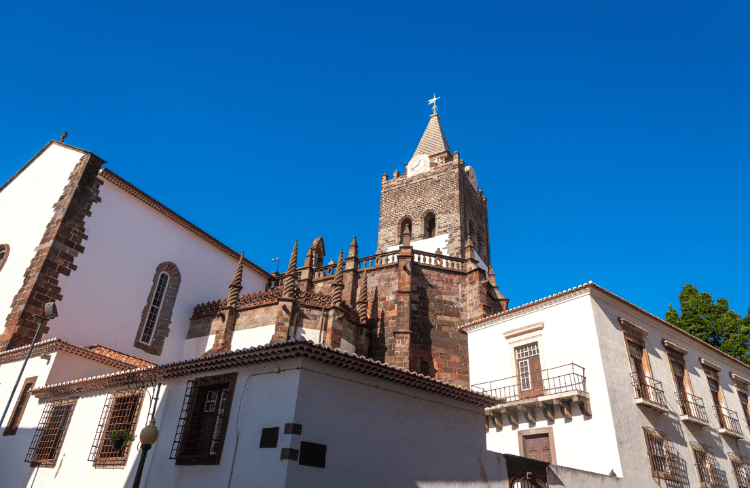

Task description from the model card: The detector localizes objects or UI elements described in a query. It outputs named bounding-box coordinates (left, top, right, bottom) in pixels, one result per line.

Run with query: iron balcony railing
left=631, top=372, right=668, bottom=408
left=471, top=363, right=586, bottom=403
left=715, top=405, right=744, bottom=436
left=676, top=391, right=709, bottom=423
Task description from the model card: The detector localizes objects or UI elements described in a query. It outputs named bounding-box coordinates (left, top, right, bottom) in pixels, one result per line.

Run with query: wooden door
left=523, top=434, right=552, bottom=463
left=516, top=343, right=543, bottom=400
left=671, top=361, right=690, bottom=416
left=708, top=378, right=725, bottom=428
left=628, top=342, right=649, bottom=401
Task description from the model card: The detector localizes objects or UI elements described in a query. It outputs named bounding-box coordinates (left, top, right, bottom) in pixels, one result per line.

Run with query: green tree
left=665, top=284, right=750, bottom=364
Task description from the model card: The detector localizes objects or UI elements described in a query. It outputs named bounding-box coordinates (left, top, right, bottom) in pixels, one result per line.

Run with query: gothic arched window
left=399, top=219, right=412, bottom=245
left=134, top=262, right=181, bottom=356
left=424, top=214, right=436, bottom=239
left=0, top=244, right=8, bottom=273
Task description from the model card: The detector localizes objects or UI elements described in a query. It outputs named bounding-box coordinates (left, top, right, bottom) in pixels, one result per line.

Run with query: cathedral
left=0, top=110, right=514, bottom=487
left=0, top=110, right=507, bottom=387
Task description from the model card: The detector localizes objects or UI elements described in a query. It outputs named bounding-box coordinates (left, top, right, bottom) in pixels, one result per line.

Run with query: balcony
left=472, top=363, right=590, bottom=430
left=715, top=405, right=744, bottom=438
left=631, top=372, right=669, bottom=413
left=676, top=391, right=710, bottom=426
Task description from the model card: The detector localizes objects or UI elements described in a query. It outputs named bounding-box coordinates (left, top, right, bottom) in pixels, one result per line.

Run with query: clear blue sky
left=1, top=1, right=748, bottom=319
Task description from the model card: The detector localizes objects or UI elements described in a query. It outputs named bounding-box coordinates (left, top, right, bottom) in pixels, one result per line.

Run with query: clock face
left=407, top=154, right=430, bottom=177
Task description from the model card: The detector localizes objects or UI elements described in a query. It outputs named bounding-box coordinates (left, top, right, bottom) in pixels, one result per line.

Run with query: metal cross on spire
left=428, top=94, right=440, bottom=114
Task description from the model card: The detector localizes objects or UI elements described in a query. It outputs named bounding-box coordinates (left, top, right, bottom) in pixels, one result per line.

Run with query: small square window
left=299, top=441, right=327, bottom=468
left=259, top=427, right=279, bottom=448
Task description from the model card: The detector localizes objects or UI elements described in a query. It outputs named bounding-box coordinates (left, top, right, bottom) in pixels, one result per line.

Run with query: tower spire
left=413, top=113, right=451, bottom=158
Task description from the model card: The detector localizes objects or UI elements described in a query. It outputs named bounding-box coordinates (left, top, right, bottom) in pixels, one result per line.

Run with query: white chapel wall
left=0, top=145, right=82, bottom=327
left=52, top=177, right=268, bottom=364
left=466, top=292, right=623, bottom=477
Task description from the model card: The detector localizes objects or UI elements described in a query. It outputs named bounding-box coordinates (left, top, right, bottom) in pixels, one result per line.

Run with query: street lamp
left=132, top=419, right=159, bottom=488
left=0, top=302, right=57, bottom=428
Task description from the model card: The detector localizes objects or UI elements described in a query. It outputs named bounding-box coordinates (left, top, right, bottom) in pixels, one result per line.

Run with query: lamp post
left=132, top=419, right=159, bottom=488
left=0, top=302, right=57, bottom=429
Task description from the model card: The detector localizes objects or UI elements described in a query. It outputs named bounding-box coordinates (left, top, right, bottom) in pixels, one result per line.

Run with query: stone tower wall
left=458, top=164, right=491, bottom=265
left=377, top=156, right=491, bottom=264
left=377, top=159, right=463, bottom=257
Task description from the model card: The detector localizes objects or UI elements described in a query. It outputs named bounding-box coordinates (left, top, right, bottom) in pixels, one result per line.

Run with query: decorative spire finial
left=283, top=240, right=298, bottom=298
left=356, top=272, right=368, bottom=324
left=331, top=249, right=345, bottom=306
left=227, top=251, right=244, bottom=308
left=428, top=94, right=440, bottom=114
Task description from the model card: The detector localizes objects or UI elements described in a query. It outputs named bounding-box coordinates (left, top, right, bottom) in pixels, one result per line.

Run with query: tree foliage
left=665, top=284, right=750, bottom=364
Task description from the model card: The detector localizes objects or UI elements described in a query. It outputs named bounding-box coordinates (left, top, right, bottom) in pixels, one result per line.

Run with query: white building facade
left=464, top=282, right=750, bottom=488
left=4, top=340, right=509, bottom=488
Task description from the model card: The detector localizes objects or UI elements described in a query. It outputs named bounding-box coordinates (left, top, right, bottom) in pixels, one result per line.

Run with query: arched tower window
left=424, top=213, right=436, bottom=239
left=134, top=262, right=181, bottom=356
left=399, top=219, right=412, bottom=245
left=419, top=361, right=431, bottom=376
left=0, top=244, right=8, bottom=273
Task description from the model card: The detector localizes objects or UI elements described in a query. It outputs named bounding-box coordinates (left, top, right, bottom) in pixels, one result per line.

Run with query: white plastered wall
left=590, top=290, right=750, bottom=487
left=13, top=356, right=508, bottom=488
left=466, top=291, right=623, bottom=477
left=0, top=145, right=82, bottom=325
left=0, top=350, right=127, bottom=488
left=52, top=178, right=267, bottom=364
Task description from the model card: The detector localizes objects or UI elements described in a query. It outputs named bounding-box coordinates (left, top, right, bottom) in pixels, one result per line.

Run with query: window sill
left=635, top=398, right=669, bottom=413
left=680, top=414, right=710, bottom=427
left=717, top=427, right=744, bottom=439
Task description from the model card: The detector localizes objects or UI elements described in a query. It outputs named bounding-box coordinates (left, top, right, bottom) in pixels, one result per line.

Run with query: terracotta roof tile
left=32, top=340, right=502, bottom=407
left=84, top=345, right=155, bottom=368
left=0, top=338, right=152, bottom=371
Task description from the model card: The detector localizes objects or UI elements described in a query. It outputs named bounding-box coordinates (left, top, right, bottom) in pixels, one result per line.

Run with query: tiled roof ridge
left=459, top=281, right=750, bottom=374
left=413, top=114, right=451, bottom=158
left=84, top=344, right=155, bottom=368
left=31, top=339, right=502, bottom=407
left=0, top=337, right=151, bottom=371
left=99, top=169, right=270, bottom=280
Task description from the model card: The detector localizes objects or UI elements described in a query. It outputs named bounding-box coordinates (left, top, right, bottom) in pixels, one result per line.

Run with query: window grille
left=691, top=442, right=720, bottom=487
left=671, top=361, right=684, bottom=377
left=140, top=272, right=169, bottom=344
left=25, top=398, right=77, bottom=467
left=628, top=342, right=643, bottom=359
left=4, top=376, right=36, bottom=436
left=170, top=373, right=237, bottom=465
left=515, top=343, right=539, bottom=359
left=708, top=377, right=720, bottom=393
left=88, top=390, right=144, bottom=467
left=643, top=427, right=678, bottom=482
left=730, top=453, right=750, bottom=488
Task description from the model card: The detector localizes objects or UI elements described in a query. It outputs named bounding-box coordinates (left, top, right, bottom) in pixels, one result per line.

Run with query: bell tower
left=376, top=113, right=491, bottom=268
